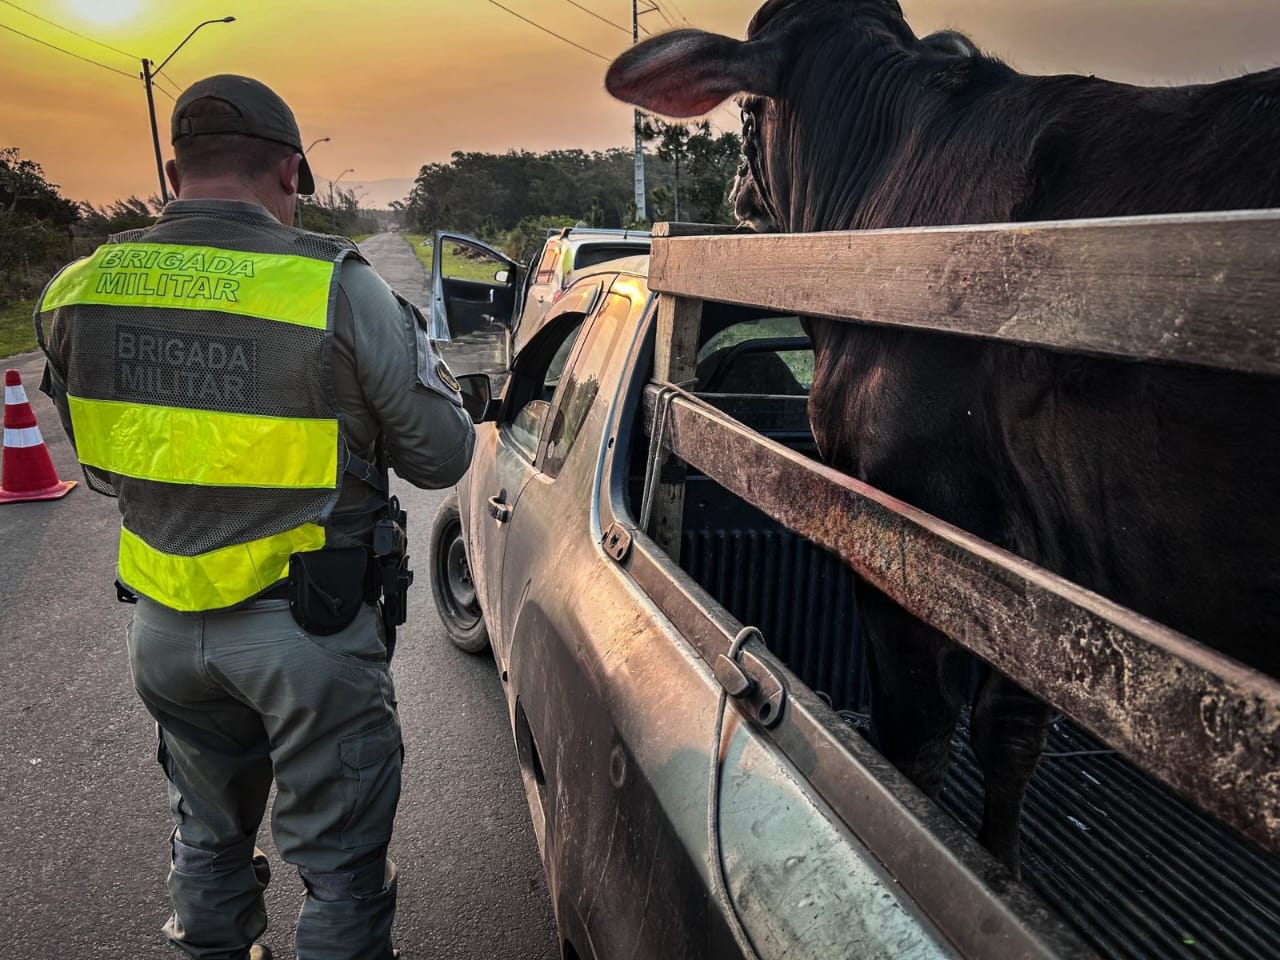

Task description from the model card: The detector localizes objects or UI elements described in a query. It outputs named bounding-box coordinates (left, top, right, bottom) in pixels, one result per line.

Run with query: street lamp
left=142, top=16, right=236, bottom=204
left=330, top=168, right=354, bottom=210
left=296, top=138, right=330, bottom=226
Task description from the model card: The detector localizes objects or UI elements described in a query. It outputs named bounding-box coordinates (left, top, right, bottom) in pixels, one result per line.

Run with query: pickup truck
left=427, top=229, right=1280, bottom=959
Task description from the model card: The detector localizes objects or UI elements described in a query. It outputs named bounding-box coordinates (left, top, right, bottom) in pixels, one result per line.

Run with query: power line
left=158, top=70, right=193, bottom=97
left=0, top=0, right=138, bottom=61
left=563, top=0, right=629, bottom=36
left=0, top=20, right=137, bottom=79
left=486, top=0, right=609, bottom=62
left=0, top=2, right=192, bottom=99
left=657, top=0, right=691, bottom=27
left=154, top=74, right=184, bottom=97
left=649, top=3, right=676, bottom=29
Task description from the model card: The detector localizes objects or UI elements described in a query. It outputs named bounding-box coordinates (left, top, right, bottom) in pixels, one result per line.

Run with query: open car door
left=429, top=233, right=519, bottom=374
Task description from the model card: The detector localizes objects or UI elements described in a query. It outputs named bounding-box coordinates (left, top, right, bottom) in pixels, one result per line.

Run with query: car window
left=506, top=400, right=552, bottom=462
left=502, top=309, right=590, bottom=465
left=542, top=292, right=633, bottom=478
left=534, top=242, right=560, bottom=284
left=696, top=316, right=814, bottom=394
left=440, top=238, right=509, bottom=284
left=543, top=319, right=585, bottom=401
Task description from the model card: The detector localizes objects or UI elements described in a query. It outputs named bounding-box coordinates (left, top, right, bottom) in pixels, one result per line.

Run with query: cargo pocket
left=338, top=718, right=403, bottom=850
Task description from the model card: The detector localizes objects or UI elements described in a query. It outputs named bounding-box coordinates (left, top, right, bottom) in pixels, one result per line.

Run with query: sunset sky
left=3, top=0, right=1279, bottom=207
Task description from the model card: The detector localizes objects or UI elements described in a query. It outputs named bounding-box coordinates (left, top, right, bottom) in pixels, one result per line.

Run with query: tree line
left=2, top=117, right=743, bottom=308
left=0, top=146, right=380, bottom=308
left=404, top=119, right=742, bottom=262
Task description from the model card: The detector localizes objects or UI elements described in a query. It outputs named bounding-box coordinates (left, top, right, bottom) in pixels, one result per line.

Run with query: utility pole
left=141, top=17, right=236, bottom=205
left=632, top=0, right=655, bottom=223
left=141, top=58, right=167, bottom=204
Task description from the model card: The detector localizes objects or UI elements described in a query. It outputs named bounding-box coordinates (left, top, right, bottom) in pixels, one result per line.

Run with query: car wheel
left=429, top=492, right=490, bottom=653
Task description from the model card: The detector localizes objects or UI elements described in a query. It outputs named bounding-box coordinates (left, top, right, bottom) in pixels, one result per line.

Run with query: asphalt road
left=359, top=231, right=509, bottom=377
left=358, top=232, right=432, bottom=305
left=0, top=235, right=559, bottom=959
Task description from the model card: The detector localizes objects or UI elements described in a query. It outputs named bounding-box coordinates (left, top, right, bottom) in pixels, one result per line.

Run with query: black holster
left=288, top=547, right=370, bottom=635
left=373, top=496, right=413, bottom=659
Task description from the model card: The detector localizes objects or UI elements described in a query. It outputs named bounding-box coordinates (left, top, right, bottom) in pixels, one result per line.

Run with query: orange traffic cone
left=0, top=368, right=76, bottom=504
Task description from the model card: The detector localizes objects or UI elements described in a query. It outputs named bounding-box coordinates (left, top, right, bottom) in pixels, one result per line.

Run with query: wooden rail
left=650, top=210, right=1280, bottom=376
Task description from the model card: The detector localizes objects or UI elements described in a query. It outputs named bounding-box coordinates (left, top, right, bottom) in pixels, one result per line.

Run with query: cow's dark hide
left=607, top=0, right=1280, bottom=874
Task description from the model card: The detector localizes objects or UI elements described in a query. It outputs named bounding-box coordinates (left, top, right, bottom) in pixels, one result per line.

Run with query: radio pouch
left=288, top=547, right=369, bottom=636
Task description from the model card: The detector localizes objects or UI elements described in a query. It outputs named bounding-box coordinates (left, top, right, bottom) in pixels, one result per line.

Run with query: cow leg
left=861, top=585, right=968, bottom=799
left=969, top=668, right=1053, bottom=877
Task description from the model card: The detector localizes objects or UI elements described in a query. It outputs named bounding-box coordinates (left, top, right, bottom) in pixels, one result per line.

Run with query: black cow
left=607, top=0, right=1280, bottom=874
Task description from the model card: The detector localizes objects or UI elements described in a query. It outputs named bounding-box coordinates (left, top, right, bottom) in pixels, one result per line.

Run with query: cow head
left=606, top=0, right=984, bottom=232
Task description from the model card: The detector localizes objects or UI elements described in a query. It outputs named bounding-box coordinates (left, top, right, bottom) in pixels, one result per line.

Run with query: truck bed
left=677, top=476, right=1280, bottom=960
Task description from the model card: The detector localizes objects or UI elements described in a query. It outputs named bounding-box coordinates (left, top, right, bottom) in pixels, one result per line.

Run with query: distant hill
left=313, top=176, right=414, bottom=209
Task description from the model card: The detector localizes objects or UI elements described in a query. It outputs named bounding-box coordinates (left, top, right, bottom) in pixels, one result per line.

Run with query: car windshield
left=572, top=243, right=648, bottom=273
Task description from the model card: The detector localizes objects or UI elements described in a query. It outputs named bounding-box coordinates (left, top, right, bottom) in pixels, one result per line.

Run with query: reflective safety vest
left=36, top=229, right=362, bottom=612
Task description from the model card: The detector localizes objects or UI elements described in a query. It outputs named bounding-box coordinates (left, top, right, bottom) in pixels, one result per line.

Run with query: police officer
left=36, top=75, right=475, bottom=960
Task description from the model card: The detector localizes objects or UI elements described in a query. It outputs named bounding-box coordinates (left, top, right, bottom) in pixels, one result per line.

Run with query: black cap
left=171, top=74, right=316, bottom=195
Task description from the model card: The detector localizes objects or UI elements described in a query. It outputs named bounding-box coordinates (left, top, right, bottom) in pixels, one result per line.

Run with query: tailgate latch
left=602, top=521, right=633, bottom=563
left=716, top=626, right=786, bottom=728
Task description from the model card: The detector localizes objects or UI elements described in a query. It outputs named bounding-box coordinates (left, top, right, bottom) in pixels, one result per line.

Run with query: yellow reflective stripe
left=40, top=243, right=333, bottom=329
left=119, top=523, right=326, bottom=612
left=69, top=395, right=337, bottom=488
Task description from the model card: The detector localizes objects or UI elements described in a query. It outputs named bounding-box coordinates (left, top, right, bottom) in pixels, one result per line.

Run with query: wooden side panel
left=650, top=210, right=1280, bottom=375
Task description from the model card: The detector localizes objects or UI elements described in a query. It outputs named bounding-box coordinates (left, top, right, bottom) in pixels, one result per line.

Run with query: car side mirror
left=494, top=268, right=511, bottom=284
left=458, top=373, right=497, bottom=423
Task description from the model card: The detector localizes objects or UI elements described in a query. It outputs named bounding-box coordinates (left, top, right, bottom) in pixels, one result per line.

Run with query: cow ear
left=606, top=29, right=783, bottom=118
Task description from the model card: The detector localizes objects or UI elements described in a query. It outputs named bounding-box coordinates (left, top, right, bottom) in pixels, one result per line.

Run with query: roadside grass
left=403, top=233, right=501, bottom=282
left=0, top=298, right=38, bottom=359
left=403, top=232, right=432, bottom=273
left=350, top=234, right=373, bottom=244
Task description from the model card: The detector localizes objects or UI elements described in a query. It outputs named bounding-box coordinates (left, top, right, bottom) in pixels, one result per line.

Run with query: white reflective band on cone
left=3, top=426, right=43, bottom=448
left=5, top=385, right=28, bottom=405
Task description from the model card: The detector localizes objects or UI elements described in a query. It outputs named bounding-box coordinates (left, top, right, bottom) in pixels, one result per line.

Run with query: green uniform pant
left=127, top=596, right=402, bottom=960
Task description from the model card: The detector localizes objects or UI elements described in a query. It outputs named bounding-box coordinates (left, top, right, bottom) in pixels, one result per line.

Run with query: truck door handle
left=487, top=494, right=511, bottom=523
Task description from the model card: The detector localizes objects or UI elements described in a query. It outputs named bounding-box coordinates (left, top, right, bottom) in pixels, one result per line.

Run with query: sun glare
left=67, top=0, right=142, bottom=26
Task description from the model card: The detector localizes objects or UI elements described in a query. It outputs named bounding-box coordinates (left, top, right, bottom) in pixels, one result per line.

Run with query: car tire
left=429, top=492, right=490, bottom=653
